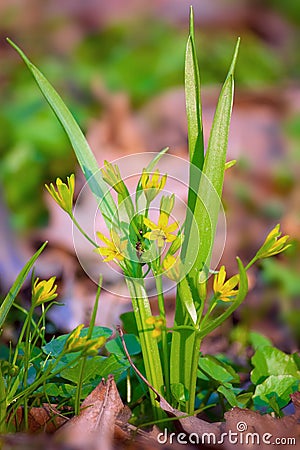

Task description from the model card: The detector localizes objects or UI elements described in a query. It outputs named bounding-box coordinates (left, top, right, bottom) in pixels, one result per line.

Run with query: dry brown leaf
left=13, top=404, right=67, bottom=434
left=159, top=393, right=300, bottom=449
left=55, top=375, right=129, bottom=450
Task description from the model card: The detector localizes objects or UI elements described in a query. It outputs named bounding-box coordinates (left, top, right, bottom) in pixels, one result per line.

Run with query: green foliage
left=6, top=8, right=293, bottom=424
left=251, top=344, right=300, bottom=414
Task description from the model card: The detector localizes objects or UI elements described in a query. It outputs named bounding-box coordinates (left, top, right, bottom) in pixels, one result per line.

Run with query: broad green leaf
left=199, top=257, right=248, bottom=338
left=105, top=334, right=141, bottom=357
left=253, top=375, right=299, bottom=413
left=217, top=385, right=238, bottom=407
left=198, top=355, right=240, bottom=384
left=235, top=392, right=253, bottom=408
left=120, top=311, right=139, bottom=336
left=0, top=242, right=47, bottom=328
left=61, top=354, right=129, bottom=384
left=7, top=39, right=117, bottom=227
left=249, top=331, right=272, bottom=350
left=251, top=346, right=300, bottom=385
left=42, top=326, right=112, bottom=357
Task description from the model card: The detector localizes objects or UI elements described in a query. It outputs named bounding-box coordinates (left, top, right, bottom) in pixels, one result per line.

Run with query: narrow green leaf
left=0, top=242, right=47, bottom=328
left=7, top=39, right=117, bottom=226
left=185, top=38, right=240, bottom=283
left=185, top=7, right=204, bottom=167
left=199, top=257, right=248, bottom=339
left=182, top=7, right=204, bottom=266
left=198, top=355, right=240, bottom=384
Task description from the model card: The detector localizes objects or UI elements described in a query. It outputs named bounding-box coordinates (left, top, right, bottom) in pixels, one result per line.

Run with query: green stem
left=126, top=278, right=164, bottom=420
left=74, top=276, right=102, bottom=415
left=71, top=214, right=98, bottom=247
left=23, top=304, right=35, bottom=430
left=0, top=366, right=6, bottom=433
left=155, top=274, right=170, bottom=402
left=245, top=256, right=258, bottom=271
left=186, top=331, right=202, bottom=414
left=74, top=358, right=86, bottom=415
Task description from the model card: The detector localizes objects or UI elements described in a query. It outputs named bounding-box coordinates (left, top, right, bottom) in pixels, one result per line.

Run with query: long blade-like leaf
left=182, top=7, right=204, bottom=262
left=185, top=38, right=240, bottom=284
left=185, top=6, right=204, bottom=168
left=0, top=242, right=47, bottom=328
left=7, top=39, right=117, bottom=226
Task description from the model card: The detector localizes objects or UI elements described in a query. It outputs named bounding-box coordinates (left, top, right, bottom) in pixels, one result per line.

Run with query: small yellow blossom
left=64, top=324, right=106, bottom=355
left=145, top=316, right=165, bottom=338
left=141, top=169, right=167, bottom=203
left=95, top=229, right=127, bottom=262
left=45, top=174, right=75, bottom=215
left=143, top=212, right=178, bottom=247
left=213, top=266, right=239, bottom=302
left=256, top=224, right=290, bottom=259
left=101, top=161, right=127, bottom=196
left=162, top=255, right=183, bottom=282
left=32, top=277, right=57, bottom=306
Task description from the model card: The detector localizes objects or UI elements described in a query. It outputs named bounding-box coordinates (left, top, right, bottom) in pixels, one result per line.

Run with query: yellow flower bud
left=256, top=224, right=290, bottom=259
left=45, top=174, right=75, bottom=215
left=141, top=169, right=167, bottom=203
left=32, top=277, right=57, bottom=306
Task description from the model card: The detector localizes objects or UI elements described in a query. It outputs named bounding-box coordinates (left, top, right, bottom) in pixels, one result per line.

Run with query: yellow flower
left=32, top=277, right=58, bottom=306
left=143, top=212, right=178, bottom=247
left=145, top=316, right=165, bottom=338
left=162, top=255, right=182, bottom=282
left=64, top=324, right=106, bottom=355
left=45, top=174, right=75, bottom=215
left=95, top=229, right=127, bottom=262
left=101, top=160, right=127, bottom=196
left=256, top=224, right=290, bottom=259
left=213, top=266, right=239, bottom=302
left=141, top=169, right=167, bottom=203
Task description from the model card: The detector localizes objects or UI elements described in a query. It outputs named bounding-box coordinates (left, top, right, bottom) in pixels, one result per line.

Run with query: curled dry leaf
left=55, top=375, right=130, bottom=450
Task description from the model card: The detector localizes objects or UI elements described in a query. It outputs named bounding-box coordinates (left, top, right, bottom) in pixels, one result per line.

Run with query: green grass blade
left=0, top=242, right=47, bottom=328
left=185, top=38, right=240, bottom=283
left=7, top=39, right=117, bottom=226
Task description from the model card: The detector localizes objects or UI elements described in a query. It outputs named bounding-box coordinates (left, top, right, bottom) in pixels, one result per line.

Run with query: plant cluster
left=0, top=7, right=295, bottom=432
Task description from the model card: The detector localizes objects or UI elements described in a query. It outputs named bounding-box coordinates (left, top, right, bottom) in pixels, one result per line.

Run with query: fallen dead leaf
left=13, top=404, right=67, bottom=434
left=55, top=375, right=130, bottom=450
left=159, top=392, right=300, bottom=449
